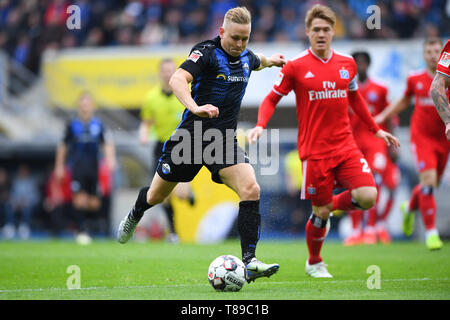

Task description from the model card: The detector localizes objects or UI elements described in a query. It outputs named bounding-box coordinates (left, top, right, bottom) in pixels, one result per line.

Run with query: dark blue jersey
left=63, top=117, right=105, bottom=174
left=177, top=36, right=260, bottom=133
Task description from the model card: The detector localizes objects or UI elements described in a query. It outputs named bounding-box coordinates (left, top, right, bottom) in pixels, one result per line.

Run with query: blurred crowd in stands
left=0, top=0, right=449, bottom=75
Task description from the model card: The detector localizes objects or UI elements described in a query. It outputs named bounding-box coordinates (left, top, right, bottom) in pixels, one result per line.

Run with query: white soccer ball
left=207, top=255, right=246, bottom=292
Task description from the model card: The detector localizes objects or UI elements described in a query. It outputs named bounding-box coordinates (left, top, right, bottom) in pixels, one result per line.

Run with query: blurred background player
left=345, top=51, right=401, bottom=246
left=139, top=57, right=196, bottom=243
left=2, top=164, right=39, bottom=240
left=431, top=39, right=450, bottom=140
left=375, top=37, right=447, bottom=250
left=248, top=4, right=399, bottom=278
left=54, top=91, right=116, bottom=244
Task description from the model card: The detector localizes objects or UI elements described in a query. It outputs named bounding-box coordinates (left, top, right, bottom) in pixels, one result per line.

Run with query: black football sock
left=238, top=200, right=261, bottom=265
left=162, top=202, right=176, bottom=233
left=129, top=186, right=152, bottom=222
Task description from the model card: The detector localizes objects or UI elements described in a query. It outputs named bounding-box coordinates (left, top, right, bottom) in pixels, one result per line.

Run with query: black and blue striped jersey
left=63, top=117, right=105, bottom=174
left=177, top=36, right=260, bottom=133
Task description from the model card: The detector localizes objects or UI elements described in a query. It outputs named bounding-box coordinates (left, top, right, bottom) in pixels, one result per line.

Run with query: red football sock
left=380, top=193, right=394, bottom=222
left=367, top=206, right=377, bottom=227
left=332, top=190, right=356, bottom=211
left=418, top=187, right=436, bottom=231
left=408, top=184, right=421, bottom=211
left=306, top=218, right=327, bottom=265
left=349, top=210, right=363, bottom=232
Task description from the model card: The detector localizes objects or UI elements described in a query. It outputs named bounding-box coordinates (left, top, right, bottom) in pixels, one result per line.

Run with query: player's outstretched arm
left=255, top=53, right=286, bottom=71
left=169, top=68, right=219, bottom=118
left=430, top=72, right=450, bottom=140
left=373, top=95, right=411, bottom=124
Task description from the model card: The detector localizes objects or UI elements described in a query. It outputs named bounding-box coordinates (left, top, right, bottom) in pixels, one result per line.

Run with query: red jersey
left=350, top=78, right=389, bottom=142
left=273, top=49, right=370, bottom=160
left=436, top=39, right=450, bottom=100
left=404, top=69, right=446, bottom=141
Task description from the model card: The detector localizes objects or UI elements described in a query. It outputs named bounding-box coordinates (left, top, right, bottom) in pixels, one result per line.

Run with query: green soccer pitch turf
left=0, top=239, right=448, bottom=300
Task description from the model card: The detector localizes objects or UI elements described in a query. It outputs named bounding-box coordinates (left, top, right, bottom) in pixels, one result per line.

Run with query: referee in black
left=118, top=6, right=286, bottom=283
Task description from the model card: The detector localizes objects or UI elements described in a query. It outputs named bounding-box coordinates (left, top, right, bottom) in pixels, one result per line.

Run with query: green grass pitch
left=0, top=239, right=449, bottom=300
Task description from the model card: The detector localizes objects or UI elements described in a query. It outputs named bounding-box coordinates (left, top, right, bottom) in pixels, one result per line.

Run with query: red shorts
left=410, top=134, right=450, bottom=180
left=359, top=139, right=387, bottom=175
left=382, top=156, right=400, bottom=190
left=301, top=148, right=376, bottom=206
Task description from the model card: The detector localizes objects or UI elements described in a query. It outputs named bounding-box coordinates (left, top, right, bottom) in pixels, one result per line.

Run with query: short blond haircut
left=223, top=6, right=251, bottom=27
left=305, top=4, right=336, bottom=29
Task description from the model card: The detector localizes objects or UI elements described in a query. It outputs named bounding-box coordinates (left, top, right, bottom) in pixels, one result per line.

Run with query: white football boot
left=117, top=212, right=139, bottom=244
left=305, top=260, right=333, bottom=278
left=245, top=258, right=280, bottom=283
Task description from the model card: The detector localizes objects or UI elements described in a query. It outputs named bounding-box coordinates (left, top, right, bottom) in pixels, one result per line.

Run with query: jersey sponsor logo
left=339, top=69, right=349, bottom=79
left=438, top=51, right=450, bottom=68
left=216, top=73, right=226, bottom=80
left=304, top=71, right=315, bottom=79
left=227, top=75, right=248, bottom=82
left=275, top=71, right=284, bottom=86
left=418, top=96, right=434, bottom=106
left=308, top=89, right=347, bottom=101
left=308, top=81, right=347, bottom=101
left=187, top=50, right=203, bottom=63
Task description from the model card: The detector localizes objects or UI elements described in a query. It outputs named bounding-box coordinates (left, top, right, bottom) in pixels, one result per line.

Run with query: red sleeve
left=348, top=90, right=380, bottom=134
left=256, top=90, right=282, bottom=128
left=273, top=62, right=294, bottom=96
left=404, top=75, right=414, bottom=97
left=436, top=40, right=450, bottom=77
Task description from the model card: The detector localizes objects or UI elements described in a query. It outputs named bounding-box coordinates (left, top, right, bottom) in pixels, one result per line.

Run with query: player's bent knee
left=354, top=188, right=377, bottom=209
left=313, top=206, right=331, bottom=220
left=240, top=182, right=260, bottom=201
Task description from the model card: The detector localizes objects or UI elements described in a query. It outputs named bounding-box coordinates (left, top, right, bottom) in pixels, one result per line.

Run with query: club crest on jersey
left=187, top=50, right=203, bottom=63
left=438, top=51, right=449, bottom=68
left=161, top=163, right=171, bottom=175
left=243, top=62, right=249, bottom=70
left=307, top=186, right=316, bottom=195
left=339, top=69, right=349, bottom=79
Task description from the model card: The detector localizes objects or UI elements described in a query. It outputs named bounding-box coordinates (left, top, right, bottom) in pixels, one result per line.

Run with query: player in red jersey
left=375, top=38, right=448, bottom=250
left=247, top=4, right=399, bottom=278
left=430, top=39, right=450, bottom=139
left=344, top=51, right=401, bottom=246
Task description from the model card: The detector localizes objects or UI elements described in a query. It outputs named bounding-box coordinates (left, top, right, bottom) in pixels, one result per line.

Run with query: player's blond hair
left=223, top=6, right=251, bottom=27
left=305, top=4, right=336, bottom=29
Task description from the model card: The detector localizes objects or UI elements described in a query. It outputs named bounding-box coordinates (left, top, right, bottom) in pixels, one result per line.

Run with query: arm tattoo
left=430, top=73, right=450, bottom=125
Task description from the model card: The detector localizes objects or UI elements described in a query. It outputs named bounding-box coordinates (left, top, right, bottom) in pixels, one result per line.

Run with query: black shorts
left=71, top=169, right=99, bottom=195
left=150, top=141, right=166, bottom=174
left=156, top=137, right=249, bottom=184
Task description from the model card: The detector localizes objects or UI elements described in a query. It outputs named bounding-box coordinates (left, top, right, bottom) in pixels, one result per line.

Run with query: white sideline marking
left=0, top=278, right=449, bottom=294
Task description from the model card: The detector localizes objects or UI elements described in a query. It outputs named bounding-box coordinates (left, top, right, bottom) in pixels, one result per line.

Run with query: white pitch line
left=0, top=278, right=448, bottom=294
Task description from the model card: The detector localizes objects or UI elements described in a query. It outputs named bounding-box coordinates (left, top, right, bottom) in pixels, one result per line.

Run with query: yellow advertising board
left=171, top=167, right=240, bottom=243
left=42, top=50, right=186, bottom=109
